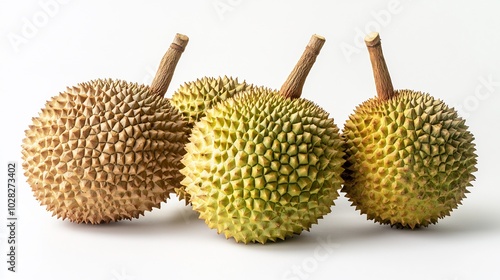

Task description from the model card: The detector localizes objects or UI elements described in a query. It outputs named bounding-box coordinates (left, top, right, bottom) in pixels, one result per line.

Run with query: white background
left=1, top=1, right=500, bottom=279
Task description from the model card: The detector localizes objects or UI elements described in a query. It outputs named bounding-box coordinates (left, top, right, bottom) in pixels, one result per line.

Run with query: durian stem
left=150, top=33, right=189, bottom=97
left=364, top=32, right=395, bottom=101
left=279, top=34, right=325, bottom=99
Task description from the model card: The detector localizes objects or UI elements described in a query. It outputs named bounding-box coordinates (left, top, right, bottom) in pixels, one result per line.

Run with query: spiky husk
left=170, top=76, right=252, bottom=126
left=342, top=90, right=478, bottom=229
left=170, top=76, right=253, bottom=202
left=21, top=79, right=189, bottom=224
left=181, top=88, right=345, bottom=243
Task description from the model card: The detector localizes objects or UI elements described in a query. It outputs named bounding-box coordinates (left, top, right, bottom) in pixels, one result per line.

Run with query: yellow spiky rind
left=170, top=76, right=253, bottom=126
left=342, top=89, right=478, bottom=229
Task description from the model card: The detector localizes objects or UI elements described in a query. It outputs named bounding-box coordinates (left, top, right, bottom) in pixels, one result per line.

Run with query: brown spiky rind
left=342, top=90, right=478, bottom=229
left=21, top=78, right=189, bottom=224
left=170, top=76, right=253, bottom=202
left=181, top=88, right=345, bottom=244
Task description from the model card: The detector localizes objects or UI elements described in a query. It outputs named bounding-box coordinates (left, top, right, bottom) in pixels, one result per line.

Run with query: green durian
left=342, top=32, right=478, bottom=229
left=181, top=35, right=345, bottom=243
left=170, top=76, right=253, bottom=127
left=170, top=76, right=253, bottom=202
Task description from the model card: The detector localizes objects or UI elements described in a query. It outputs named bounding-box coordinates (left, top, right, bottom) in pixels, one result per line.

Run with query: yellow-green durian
left=170, top=76, right=253, bottom=202
left=181, top=35, right=345, bottom=243
left=170, top=76, right=253, bottom=127
left=342, top=32, right=478, bottom=229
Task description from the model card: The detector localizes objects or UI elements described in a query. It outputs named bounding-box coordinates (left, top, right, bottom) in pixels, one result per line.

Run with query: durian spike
left=364, top=32, right=395, bottom=101
left=150, top=33, right=189, bottom=97
left=279, top=34, right=325, bottom=100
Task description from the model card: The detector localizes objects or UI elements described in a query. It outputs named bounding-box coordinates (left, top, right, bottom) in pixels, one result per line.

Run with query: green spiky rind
left=342, top=89, right=478, bottom=229
left=171, top=76, right=253, bottom=204
left=170, top=76, right=253, bottom=126
left=181, top=87, right=345, bottom=244
left=21, top=78, right=189, bottom=224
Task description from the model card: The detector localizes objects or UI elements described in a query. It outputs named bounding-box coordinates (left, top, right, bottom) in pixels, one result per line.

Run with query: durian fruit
left=170, top=76, right=253, bottom=127
left=342, top=32, right=478, bottom=229
left=181, top=35, right=345, bottom=244
left=170, top=76, right=254, bottom=202
left=21, top=33, right=190, bottom=224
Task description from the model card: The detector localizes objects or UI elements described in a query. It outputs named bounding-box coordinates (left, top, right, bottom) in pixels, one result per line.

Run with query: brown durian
left=21, top=33, right=190, bottom=224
